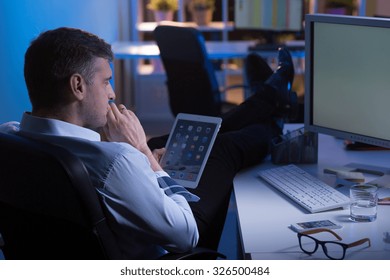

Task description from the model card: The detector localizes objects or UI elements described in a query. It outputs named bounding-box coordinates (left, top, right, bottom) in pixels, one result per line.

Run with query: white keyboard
left=258, top=164, right=351, bottom=213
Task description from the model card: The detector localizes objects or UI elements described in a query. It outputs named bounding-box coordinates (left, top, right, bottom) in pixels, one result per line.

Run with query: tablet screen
left=160, top=114, right=222, bottom=188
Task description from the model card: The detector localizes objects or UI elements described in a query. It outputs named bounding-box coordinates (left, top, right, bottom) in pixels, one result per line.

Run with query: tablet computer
left=160, top=113, right=222, bottom=189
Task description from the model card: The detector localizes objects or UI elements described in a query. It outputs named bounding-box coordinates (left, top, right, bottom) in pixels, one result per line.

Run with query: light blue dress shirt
left=0, top=113, right=199, bottom=259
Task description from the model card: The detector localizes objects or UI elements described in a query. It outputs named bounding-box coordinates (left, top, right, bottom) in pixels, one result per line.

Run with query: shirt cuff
left=157, top=176, right=200, bottom=202
left=154, top=170, right=170, bottom=178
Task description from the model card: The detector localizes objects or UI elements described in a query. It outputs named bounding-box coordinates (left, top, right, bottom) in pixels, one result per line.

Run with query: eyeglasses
left=297, top=228, right=371, bottom=260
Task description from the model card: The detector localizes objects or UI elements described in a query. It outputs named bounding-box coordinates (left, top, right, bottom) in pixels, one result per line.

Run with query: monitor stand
left=343, top=162, right=390, bottom=188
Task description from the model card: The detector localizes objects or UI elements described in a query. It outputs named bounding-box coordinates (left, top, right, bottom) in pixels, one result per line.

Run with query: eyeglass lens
left=299, top=235, right=345, bottom=260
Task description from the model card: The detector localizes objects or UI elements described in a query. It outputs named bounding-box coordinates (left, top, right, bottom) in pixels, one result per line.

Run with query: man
left=0, top=27, right=296, bottom=259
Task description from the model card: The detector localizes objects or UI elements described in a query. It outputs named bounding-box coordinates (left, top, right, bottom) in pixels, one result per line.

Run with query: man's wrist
left=142, top=148, right=163, bottom=171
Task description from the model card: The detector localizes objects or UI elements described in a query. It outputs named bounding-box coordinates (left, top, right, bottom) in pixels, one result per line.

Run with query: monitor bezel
left=304, top=14, right=390, bottom=149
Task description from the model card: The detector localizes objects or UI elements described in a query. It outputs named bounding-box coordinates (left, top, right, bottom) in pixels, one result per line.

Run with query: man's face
left=83, top=58, right=115, bottom=130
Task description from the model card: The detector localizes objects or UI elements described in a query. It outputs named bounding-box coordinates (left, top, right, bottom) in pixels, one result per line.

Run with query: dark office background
left=0, top=0, right=124, bottom=124
left=1, top=0, right=386, bottom=124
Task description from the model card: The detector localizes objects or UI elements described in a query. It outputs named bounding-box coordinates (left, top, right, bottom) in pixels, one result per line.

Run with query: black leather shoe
left=276, top=47, right=295, bottom=88
left=245, top=52, right=273, bottom=91
left=265, top=48, right=298, bottom=121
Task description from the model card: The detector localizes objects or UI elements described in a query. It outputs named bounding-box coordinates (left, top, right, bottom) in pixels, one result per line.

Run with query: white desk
left=112, top=40, right=305, bottom=60
left=137, top=21, right=235, bottom=33
left=233, top=127, right=390, bottom=260
left=111, top=40, right=255, bottom=60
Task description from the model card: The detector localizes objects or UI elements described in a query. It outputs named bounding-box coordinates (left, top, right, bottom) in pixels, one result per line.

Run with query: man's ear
left=69, top=73, right=86, bottom=101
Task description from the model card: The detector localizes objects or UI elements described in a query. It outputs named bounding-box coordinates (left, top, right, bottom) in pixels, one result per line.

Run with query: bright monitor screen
left=305, top=14, right=390, bottom=149
left=234, top=0, right=303, bottom=31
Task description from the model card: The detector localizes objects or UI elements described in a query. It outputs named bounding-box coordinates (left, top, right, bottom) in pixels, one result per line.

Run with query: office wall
left=0, top=0, right=124, bottom=123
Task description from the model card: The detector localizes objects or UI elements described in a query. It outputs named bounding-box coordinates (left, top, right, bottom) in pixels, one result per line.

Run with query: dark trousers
left=148, top=95, right=281, bottom=250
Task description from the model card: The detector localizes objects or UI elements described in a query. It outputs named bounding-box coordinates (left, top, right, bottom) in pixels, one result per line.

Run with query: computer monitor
left=305, top=14, right=390, bottom=150
left=234, top=0, right=304, bottom=32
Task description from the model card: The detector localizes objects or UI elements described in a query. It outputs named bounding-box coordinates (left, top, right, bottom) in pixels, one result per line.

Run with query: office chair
left=0, top=132, right=225, bottom=260
left=0, top=132, right=123, bottom=259
left=153, top=24, right=247, bottom=117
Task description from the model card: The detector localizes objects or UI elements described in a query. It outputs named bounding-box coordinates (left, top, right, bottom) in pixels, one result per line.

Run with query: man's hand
left=152, top=148, right=166, bottom=163
left=103, top=103, right=147, bottom=150
left=103, top=102, right=163, bottom=171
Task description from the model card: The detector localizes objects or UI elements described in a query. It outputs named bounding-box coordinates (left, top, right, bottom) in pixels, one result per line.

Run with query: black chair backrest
left=154, top=25, right=222, bottom=117
left=0, top=132, right=122, bottom=259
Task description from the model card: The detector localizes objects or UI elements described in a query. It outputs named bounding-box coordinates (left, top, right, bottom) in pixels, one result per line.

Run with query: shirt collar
left=20, top=112, right=101, bottom=141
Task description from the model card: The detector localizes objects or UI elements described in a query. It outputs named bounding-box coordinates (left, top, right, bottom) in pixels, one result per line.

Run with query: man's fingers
left=109, top=102, right=123, bottom=119
left=119, top=104, right=127, bottom=113
left=106, top=104, right=116, bottom=123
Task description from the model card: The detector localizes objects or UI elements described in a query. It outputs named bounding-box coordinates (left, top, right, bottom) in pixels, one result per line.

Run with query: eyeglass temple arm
left=346, top=238, right=371, bottom=249
left=300, top=229, right=371, bottom=248
left=301, top=228, right=342, bottom=240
